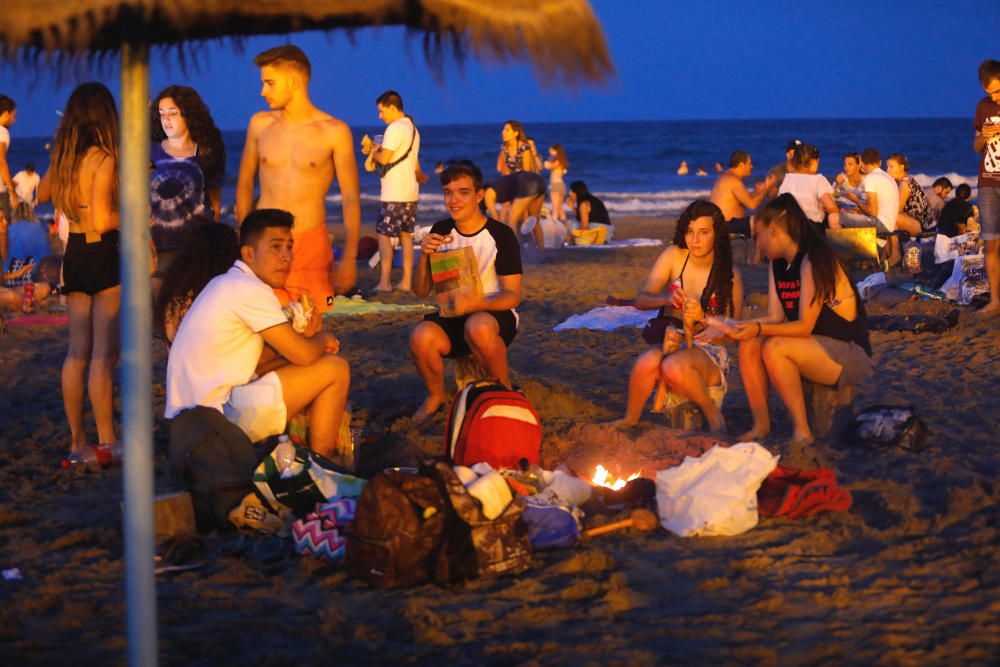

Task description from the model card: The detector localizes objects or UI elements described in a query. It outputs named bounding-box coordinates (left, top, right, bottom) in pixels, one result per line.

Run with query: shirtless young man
left=709, top=151, right=775, bottom=240
left=236, top=45, right=360, bottom=322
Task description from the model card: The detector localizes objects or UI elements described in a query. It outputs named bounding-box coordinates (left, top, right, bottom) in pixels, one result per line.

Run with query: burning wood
left=591, top=465, right=640, bottom=491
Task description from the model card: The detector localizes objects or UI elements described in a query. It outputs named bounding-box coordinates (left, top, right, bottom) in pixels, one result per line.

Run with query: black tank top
left=577, top=193, right=610, bottom=224
left=772, top=250, right=871, bottom=356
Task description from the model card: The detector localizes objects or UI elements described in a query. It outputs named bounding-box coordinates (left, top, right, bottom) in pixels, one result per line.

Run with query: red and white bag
left=445, top=380, right=542, bottom=469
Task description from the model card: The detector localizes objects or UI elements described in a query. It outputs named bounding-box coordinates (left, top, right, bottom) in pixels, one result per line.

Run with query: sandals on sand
left=155, top=536, right=207, bottom=574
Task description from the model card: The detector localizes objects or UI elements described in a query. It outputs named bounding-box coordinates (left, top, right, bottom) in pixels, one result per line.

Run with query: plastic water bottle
left=903, top=239, right=922, bottom=274
left=62, top=443, right=122, bottom=469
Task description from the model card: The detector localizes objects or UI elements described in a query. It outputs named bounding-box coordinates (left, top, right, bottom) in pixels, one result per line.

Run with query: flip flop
left=155, top=536, right=206, bottom=574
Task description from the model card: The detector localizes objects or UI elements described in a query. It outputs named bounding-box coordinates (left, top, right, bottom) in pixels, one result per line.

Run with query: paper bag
left=429, top=246, right=483, bottom=317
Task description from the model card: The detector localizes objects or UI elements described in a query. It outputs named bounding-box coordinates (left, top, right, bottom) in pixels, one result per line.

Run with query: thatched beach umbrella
left=1, top=1, right=611, bottom=664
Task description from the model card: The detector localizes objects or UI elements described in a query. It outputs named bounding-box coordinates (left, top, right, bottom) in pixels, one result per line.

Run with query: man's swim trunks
left=274, top=223, right=336, bottom=313
left=376, top=201, right=417, bottom=237
left=726, top=217, right=751, bottom=238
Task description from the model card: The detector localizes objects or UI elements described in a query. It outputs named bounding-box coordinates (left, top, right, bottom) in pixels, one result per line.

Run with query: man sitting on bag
left=410, top=160, right=523, bottom=423
left=165, top=208, right=350, bottom=458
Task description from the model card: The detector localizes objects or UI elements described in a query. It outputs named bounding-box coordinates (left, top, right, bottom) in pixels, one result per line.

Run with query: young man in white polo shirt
left=836, top=147, right=901, bottom=264
left=165, top=209, right=350, bottom=458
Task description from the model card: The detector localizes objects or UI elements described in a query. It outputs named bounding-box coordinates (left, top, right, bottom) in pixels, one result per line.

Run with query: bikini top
left=69, top=150, right=115, bottom=243
left=659, top=250, right=720, bottom=317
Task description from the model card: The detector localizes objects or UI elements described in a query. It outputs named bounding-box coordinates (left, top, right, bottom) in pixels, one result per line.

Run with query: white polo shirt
left=165, top=260, right=288, bottom=418
left=862, top=168, right=899, bottom=232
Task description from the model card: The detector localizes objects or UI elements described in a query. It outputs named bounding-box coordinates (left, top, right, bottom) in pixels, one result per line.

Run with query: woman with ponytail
left=730, top=194, right=872, bottom=446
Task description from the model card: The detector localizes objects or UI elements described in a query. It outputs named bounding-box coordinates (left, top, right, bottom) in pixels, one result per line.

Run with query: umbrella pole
left=120, top=39, right=158, bottom=667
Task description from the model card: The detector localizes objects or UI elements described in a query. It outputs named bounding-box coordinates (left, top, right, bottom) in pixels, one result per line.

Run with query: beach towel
left=655, top=442, right=779, bottom=537
left=553, top=305, right=650, bottom=332
left=562, top=238, right=663, bottom=249
left=321, top=295, right=434, bottom=318
left=273, top=224, right=335, bottom=313
left=757, top=464, right=852, bottom=519
left=6, top=314, right=69, bottom=327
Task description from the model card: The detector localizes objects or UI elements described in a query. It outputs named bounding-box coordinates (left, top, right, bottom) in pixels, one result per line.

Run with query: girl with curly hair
left=615, top=200, right=743, bottom=431
left=154, top=223, right=239, bottom=343
left=38, top=82, right=121, bottom=458
left=150, top=85, right=226, bottom=272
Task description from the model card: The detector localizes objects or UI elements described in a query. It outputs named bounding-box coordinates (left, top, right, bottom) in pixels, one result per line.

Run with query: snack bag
left=429, top=246, right=483, bottom=317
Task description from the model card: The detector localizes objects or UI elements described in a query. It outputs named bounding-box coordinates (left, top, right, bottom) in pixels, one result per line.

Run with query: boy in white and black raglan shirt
left=410, top=160, right=523, bottom=422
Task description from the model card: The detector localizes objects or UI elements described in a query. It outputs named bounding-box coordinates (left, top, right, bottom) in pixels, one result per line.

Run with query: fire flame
left=591, top=465, right=640, bottom=491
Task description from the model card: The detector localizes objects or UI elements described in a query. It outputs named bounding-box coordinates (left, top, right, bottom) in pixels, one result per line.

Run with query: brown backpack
left=345, top=469, right=448, bottom=588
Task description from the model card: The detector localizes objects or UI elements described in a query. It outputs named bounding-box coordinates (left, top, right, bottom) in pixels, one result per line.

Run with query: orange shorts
left=273, top=224, right=336, bottom=314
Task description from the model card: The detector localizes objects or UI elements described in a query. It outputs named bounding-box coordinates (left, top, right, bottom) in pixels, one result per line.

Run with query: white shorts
left=222, top=372, right=287, bottom=443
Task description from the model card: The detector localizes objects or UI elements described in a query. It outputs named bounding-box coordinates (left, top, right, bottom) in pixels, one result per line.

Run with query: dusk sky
left=4, top=0, right=999, bottom=137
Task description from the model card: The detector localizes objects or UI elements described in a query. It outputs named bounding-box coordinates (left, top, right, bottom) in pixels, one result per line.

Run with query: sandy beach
left=1, top=214, right=998, bottom=665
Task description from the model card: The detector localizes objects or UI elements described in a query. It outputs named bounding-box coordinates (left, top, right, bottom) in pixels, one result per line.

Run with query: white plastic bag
left=655, top=442, right=779, bottom=537
left=934, top=232, right=979, bottom=264
left=939, top=253, right=987, bottom=304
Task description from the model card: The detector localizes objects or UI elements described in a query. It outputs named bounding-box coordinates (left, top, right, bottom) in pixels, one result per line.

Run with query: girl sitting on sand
left=154, top=223, right=240, bottom=344
left=778, top=143, right=839, bottom=228
left=544, top=144, right=569, bottom=225
left=615, top=200, right=744, bottom=432
left=729, top=194, right=873, bottom=446
left=40, top=83, right=123, bottom=459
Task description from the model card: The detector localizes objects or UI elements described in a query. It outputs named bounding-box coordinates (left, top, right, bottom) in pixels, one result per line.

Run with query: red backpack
left=444, top=380, right=542, bottom=469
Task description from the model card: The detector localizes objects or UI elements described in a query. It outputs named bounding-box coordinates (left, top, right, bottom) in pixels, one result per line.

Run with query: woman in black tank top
left=729, top=194, right=873, bottom=446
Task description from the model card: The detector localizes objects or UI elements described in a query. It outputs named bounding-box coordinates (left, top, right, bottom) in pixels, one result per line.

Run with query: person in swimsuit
left=730, top=194, right=873, bottom=446
left=150, top=85, right=226, bottom=276
left=38, top=83, right=123, bottom=458
left=236, top=45, right=361, bottom=324
left=544, top=144, right=569, bottom=225
left=487, top=120, right=547, bottom=252
left=615, top=200, right=744, bottom=432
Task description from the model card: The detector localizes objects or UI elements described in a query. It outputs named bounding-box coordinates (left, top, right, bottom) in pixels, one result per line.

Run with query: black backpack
left=345, top=469, right=449, bottom=588
left=168, top=407, right=260, bottom=532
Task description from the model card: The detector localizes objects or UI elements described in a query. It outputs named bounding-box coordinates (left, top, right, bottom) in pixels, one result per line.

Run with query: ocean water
left=10, top=118, right=977, bottom=225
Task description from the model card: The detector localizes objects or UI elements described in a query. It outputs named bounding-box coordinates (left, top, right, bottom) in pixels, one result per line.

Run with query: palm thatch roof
left=0, top=0, right=613, bottom=84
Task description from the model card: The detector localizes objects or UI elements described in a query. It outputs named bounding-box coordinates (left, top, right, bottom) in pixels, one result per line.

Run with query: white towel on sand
left=553, top=306, right=650, bottom=332
left=562, top=238, right=663, bottom=249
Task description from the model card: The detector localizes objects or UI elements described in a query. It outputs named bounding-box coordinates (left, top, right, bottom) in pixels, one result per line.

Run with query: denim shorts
left=979, top=185, right=1000, bottom=241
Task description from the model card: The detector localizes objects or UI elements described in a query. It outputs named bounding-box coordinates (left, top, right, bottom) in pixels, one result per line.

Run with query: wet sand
left=0, top=215, right=998, bottom=665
